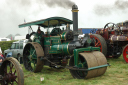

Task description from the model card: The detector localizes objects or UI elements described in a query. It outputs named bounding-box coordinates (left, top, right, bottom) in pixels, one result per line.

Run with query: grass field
left=22, top=55, right=128, bottom=85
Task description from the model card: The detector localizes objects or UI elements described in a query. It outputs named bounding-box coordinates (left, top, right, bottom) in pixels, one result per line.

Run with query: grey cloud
left=0, top=0, right=75, bottom=37
left=94, top=0, right=128, bottom=16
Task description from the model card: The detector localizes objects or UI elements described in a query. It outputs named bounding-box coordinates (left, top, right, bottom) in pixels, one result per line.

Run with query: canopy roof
left=19, top=17, right=73, bottom=28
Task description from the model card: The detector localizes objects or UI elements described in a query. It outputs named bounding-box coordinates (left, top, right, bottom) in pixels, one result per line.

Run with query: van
left=4, top=39, right=28, bottom=63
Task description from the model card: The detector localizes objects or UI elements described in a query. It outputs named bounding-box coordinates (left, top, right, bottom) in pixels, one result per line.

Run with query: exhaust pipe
left=72, top=4, right=79, bottom=41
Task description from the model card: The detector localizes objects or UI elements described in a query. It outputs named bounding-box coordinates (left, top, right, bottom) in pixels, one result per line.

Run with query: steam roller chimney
left=72, top=4, right=79, bottom=41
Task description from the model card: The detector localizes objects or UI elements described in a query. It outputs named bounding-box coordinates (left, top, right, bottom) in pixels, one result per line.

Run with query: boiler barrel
left=49, top=43, right=74, bottom=55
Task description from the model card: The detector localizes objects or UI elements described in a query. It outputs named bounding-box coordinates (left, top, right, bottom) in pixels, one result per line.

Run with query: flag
left=11, top=36, right=12, bottom=40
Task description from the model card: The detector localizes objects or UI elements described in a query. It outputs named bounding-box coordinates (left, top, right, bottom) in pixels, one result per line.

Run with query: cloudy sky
left=0, top=0, right=128, bottom=37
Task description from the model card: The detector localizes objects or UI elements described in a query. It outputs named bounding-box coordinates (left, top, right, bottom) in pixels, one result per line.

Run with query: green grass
left=22, top=55, right=128, bottom=85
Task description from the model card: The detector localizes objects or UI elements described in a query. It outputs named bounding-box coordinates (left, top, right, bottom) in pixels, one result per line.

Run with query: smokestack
left=72, top=4, right=79, bottom=41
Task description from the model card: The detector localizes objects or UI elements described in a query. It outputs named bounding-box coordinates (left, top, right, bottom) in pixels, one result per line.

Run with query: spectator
left=0, top=47, right=2, bottom=56
left=0, top=52, right=4, bottom=64
left=0, top=52, right=3, bottom=57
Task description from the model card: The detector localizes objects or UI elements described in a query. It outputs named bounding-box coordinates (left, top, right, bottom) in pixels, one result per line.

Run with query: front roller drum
left=69, top=51, right=107, bottom=79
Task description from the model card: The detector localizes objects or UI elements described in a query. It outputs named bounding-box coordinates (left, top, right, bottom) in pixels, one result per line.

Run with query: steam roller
left=18, top=4, right=109, bottom=79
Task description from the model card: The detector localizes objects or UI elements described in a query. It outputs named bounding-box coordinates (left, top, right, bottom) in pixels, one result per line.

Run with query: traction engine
left=19, top=5, right=109, bottom=79
left=90, top=22, right=128, bottom=63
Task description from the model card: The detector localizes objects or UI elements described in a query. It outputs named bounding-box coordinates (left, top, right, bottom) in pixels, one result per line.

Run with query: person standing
left=0, top=52, right=3, bottom=57
left=0, top=52, right=4, bottom=63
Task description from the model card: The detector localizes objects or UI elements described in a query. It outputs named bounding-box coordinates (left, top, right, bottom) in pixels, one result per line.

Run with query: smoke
left=94, top=5, right=113, bottom=16
left=5, top=0, right=75, bottom=9
left=0, top=0, right=75, bottom=37
left=38, top=0, right=75, bottom=9
left=115, top=0, right=128, bottom=9
left=94, top=0, right=128, bottom=16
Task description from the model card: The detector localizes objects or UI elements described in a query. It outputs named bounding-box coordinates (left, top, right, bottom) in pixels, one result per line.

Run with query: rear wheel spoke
left=14, top=70, right=16, bottom=75
left=9, top=64, right=13, bottom=73
left=14, top=79, right=18, bottom=84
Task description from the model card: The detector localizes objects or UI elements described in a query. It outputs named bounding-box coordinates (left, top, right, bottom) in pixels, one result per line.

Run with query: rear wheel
left=69, top=51, right=107, bottom=79
left=123, top=44, right=128, bottom=63
left=0, top=57, right=24, bottom=85
left=90, top=34, right=107, bottom=56
left=23, top=42, right=44, bottom=72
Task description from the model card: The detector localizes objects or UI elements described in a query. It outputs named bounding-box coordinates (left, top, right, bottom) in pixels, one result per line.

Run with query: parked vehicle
left=4, top=39, right=28, bottom=63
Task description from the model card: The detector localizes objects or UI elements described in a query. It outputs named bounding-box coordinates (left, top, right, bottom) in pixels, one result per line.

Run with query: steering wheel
left=104, top=22, right=120, bottom=31
left=104, top=22, right=122, bottom=35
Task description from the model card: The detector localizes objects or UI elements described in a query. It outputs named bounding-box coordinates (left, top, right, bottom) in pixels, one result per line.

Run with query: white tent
left=14, top=36, right=26, bottom=40
left=0, top=37, right=10, bottom=41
